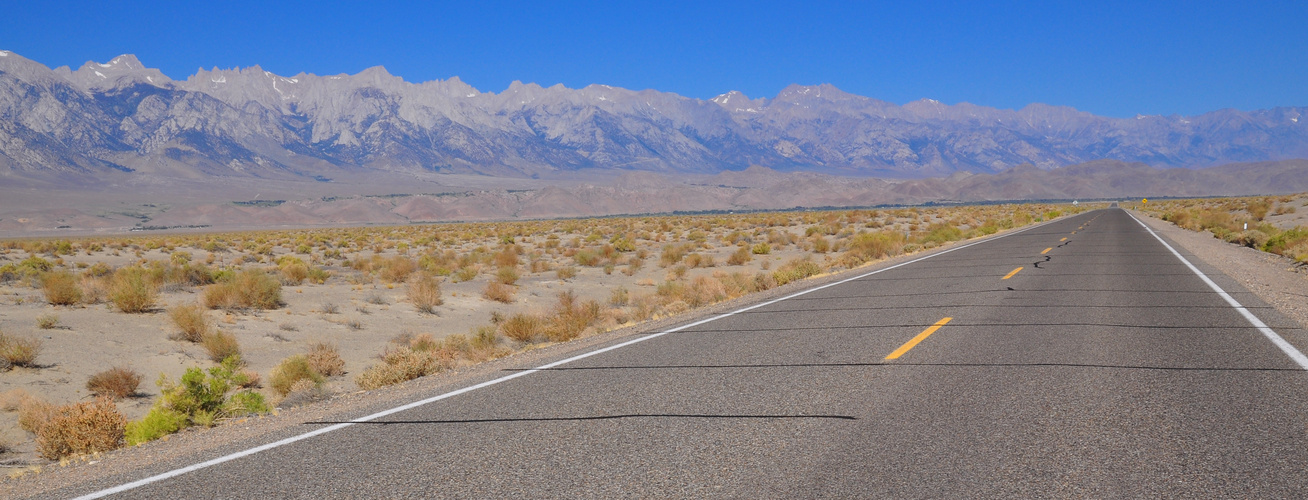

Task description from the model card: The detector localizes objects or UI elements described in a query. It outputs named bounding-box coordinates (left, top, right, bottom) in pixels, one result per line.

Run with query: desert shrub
left=773, top=258, right=824, bottom=286
left=453, top=266, right=479, bottom=282
left=495, top=266, right=520, bottom=285
left=574, top=249, right=602, bottom=267
left=727, top=246, right=752, bottom=265
left=17, top=397, right=56, bottom=434
left=278, top=256, right=309, bottom=285
left=202, top=269, right=282, bottom=310
left=751, top=242, right=771, bottom=255
left=86, top=366, right=143, bottom=399
left=501, top=313, right=545, bottom=342
left=660, top=244, right=689, bottom=266
left=609, top=286, right=630, bottom=306
left=684, top=275, right=729, bottom=307
left=684, top=253, right=715, bottom=268
left=124, top=407, right=188, bottom=446
left=471, top=325, right=502, bottom=351
left=483, top=282, right=516, bottom=303
left=407, top=274, right=443, bottom=314
left=919, top=223, right=964, bottom=246
left=1247, top=198, right=1272, bottom=221
left=168, top=303, right=212, bottom=342
left=41, top=270, right=83, bottom=305
left=0, top=331, right=42, bottom=369
left=812, top=236, right=831, bottom=253
left=270, top=355, right=325, bottom=397
left=355, top=345, right=450, bottom=390
left=127, top=356, right=267, bottom=444
left=379, top=256, right=417, bottom=283
left=307, top=266, right=331, bottom=284
left=556, top=266, right=578, bottom=280
left=1265, top=227, right=1308, bottom=262
left=493, top=246, right=521, bottom=268
left=36, top=313, right=59, bottom=329
left=33, top=397, right=126, bottom=460
left=546, top=290, right=602, bottom=342
left=306, top=342, right=346, bottom=377
left=109, top=267, right=158, bottom=313
left=840, top=231, right=906, bottom=268
left=201, top=330, right=241, bottom=362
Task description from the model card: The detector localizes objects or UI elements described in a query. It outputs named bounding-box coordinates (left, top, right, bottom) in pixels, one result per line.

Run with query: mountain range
left=2, top=50, right=1307, bottom=185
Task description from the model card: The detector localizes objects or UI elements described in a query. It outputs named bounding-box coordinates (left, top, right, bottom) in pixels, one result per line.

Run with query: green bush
left=125, top=408, right=187, bottom=446
left=127, top=356, right=268, bottom=445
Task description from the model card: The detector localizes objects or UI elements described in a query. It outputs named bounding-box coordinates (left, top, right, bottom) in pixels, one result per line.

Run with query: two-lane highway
left=60, top=208, right=1308, bottom=498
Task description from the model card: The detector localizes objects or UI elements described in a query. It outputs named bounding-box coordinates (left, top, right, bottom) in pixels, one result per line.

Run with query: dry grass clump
left=355, top=344, right=449, bottom=390
left=36, top=313, right=60, bottom=329
left=17, top=396, right=56, bottom=434
left=0, top=388, right=34, bottom=411
left=168, top=303, right=212, bottom=342
left=108, top=267, right=158, bottom=313
left=41, top=270, right=83, bottom=305
left=494, top=291, right=602, bottom=343
left=839, top=232, right=906, bottom=268
left=306, top=342, right=346, bottom=377
left=0, top=331, right=42, bottom=369
left=356, top=328, right=508, bottom=389
left=556, top=266, right=578, bottom=280
left=546, top=290, right=601, bottom=342
left=495, top=266, right=520, bottom=285
left=31, top=397, right=126, bottom=460
left=86, top=366, right=143, bottom=399
left=202, top=269, right=282, bottom=310
left=378, top=256, right=417, bottom=283
left=201, top=330, right=241, bottom=362
left=772, top=257, right=824, bottom=286
left=483, top=281, right=516, bottom=303
left=277, top=256, right=310, bottom=285
left=500, top=313, right=545, bottom=342
left=407, top=273, right=443, bottom=314
left=726, top=246, right=752, bottom=265
left=270, top=355, right=325, bottom=397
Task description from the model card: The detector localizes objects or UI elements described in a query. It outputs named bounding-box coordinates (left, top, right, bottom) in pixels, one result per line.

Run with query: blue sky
left=3, top=0, right=1304, bottom=117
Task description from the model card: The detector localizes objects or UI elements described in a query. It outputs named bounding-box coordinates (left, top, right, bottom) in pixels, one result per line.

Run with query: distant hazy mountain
left=1, top=50, right=1307, bottom=184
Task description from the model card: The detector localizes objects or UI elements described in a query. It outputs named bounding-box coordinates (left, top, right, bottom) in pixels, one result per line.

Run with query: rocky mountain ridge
left=2, top=50, right=1307, bottom=184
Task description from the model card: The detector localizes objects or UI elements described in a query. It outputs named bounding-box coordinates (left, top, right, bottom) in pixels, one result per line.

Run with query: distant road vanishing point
left=55, top=208, right=1308, bottom=498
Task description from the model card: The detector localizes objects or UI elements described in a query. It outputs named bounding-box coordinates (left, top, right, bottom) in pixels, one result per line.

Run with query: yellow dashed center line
left=885, top=317, right=953, bottom=360
left=1059, top=237, right=1067, bottom=242
left=1041, top=247, right=1052, bottom=254
left=1002, top=267, right=1023, bottom=280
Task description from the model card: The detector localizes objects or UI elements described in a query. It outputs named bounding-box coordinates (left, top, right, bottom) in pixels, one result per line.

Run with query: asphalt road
left=61, top=208, right=1308, bottom=498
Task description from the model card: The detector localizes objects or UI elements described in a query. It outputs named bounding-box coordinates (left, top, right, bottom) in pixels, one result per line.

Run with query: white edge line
left=1126, top=211, right=1308, bottom=370
left=74, top=213, right=1068, bottom=499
